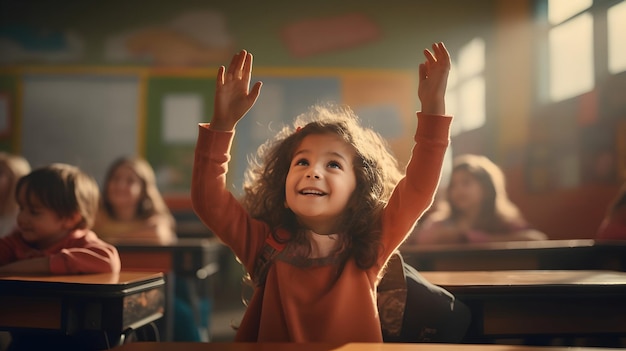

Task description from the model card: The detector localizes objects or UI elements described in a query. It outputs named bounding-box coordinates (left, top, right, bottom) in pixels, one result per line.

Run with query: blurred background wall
left=0, top=0, right=624, bottom=240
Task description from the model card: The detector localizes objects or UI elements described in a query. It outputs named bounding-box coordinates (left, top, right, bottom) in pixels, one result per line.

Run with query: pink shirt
left=0, top=228, right=121, bottom=274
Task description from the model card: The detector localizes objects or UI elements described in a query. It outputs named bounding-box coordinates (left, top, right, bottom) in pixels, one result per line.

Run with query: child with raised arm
left=192, top=43, right=452, bottom=342
left=0, top=163, right=121, bottom=274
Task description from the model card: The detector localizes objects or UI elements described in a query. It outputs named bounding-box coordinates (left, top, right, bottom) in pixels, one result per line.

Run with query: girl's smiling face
left=285, top=133, right=357, bottom=234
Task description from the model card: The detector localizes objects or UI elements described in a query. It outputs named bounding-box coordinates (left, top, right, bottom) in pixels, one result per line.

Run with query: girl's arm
left=379, top=43, right=452, bottom=259
left=191, top=50, right=268, bottom=272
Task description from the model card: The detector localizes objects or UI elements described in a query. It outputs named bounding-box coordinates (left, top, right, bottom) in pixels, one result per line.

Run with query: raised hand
left=418, top=42, right=451, bottom=115
left=210, top=50, right=263, bottom=131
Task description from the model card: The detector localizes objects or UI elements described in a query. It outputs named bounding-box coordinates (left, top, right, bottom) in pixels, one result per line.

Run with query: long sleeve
left=48, top=230, right=121, bottom=274
left=0, top=229, right=121, bottom=274
left=378, top=113, right=451, bottom=266
left=191, top=124, right=270, bottom=274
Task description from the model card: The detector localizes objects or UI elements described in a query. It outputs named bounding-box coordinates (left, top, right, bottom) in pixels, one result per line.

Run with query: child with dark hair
left=192, top=43, right=452, bottom=342
left=413, top=154, right=547, bottom=244
left=0, top=163, right=120, bottom=274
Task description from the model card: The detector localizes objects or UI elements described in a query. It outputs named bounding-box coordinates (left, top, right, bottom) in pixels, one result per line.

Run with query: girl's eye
left=295, top=158, right=309, bottom=166
left=328, top=161, right=342, bottom=169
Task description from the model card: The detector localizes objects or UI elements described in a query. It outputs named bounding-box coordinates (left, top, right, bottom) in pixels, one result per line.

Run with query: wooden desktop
left=422, top=269, right=626, bottom=343
left=401, top=239, right=626, bottom=271
left=0, top=271, right=165, bottom=349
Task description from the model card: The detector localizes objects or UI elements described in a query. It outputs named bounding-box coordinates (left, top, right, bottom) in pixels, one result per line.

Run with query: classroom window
left=548, top=0, right=592, bottom=24
left=608, top=1, right=626, bottom=74
left=548, top=12, right=594, bottom=101
left=447, top=37, right=486, bottom=136
left=543, top=0, right=626, bottom=102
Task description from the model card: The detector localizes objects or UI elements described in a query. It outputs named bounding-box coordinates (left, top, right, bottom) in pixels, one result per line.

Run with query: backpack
left=251, top=236, right=471, bottom=343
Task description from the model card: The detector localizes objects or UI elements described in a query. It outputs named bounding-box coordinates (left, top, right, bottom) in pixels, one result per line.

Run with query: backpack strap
left=377, top=251, right=409, bottom=338
left=252, top=234, right=287, bottom=287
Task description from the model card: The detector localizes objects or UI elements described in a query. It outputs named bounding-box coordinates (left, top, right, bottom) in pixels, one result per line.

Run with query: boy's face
left=16, top=187, right=77, bottom=249
left=285, top=133, right=357, bottom=233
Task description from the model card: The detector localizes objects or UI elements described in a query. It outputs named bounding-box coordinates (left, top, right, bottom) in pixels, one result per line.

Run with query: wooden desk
left=0, top=271, right=165, bottom=349
left=115, top=238, right=224, bottom=341
left=421, top=270, right=626, bottom=342
left=110, top=341, right=623, bottom=351
left=116, top=238, right=223, bottom=277
left=401, top=239, right=626, bottom=271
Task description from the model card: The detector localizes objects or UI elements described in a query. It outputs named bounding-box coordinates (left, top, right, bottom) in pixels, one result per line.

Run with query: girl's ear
left=63, top=211, right=83, bottom=230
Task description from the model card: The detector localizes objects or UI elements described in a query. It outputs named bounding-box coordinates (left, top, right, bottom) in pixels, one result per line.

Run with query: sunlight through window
left=548, top=0, right=592, bottom=24
left=608, top=1, right=626, bottom=74
left=459, top=38, right=485, bottom=79
left=459, top=77, right=486, bottom=131
left=549, top=13, right=594, bottom=101
left=448, top=38, right=486, bottom=135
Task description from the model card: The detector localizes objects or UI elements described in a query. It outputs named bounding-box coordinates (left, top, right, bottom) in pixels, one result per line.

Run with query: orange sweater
left=192, top=113, right=451, bottom=342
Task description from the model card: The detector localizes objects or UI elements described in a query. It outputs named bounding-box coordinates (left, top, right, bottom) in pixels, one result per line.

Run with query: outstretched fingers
left=432, top=42, right=451, bottom=68
left=242, top=51, right=254, bottom=91
left=225, top=50, right=246, bottom=80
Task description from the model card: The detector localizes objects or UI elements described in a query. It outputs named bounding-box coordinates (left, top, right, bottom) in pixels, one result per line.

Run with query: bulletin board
left=144, top=69, right=418, bottom=196
left=2, top=67, right=418, bottom=198
left=19, top=74, right=140, bottom=185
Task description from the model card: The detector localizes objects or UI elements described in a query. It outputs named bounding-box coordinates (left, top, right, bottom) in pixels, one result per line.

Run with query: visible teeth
left=301, top=189, right=323, bottom=195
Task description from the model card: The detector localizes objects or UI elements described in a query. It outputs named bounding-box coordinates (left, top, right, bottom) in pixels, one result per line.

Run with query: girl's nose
left=305, top=167, right=321, bottom=179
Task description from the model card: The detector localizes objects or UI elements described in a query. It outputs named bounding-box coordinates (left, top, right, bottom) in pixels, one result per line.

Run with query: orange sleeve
left=378, top=113, right=451, bottom=266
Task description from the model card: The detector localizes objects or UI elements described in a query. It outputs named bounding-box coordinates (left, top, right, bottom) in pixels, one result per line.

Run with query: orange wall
left=506, top=167, right=619, bottom=240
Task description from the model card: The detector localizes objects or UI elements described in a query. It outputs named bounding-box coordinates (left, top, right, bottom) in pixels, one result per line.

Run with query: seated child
left=0, top=163, right=120, bottom=274
left=412, top=154, right=547, bottom=244
left=93, top=157, right=176, bottom=245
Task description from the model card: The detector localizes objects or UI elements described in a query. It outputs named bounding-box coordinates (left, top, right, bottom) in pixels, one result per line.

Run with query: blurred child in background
left=0, top=163, right=120, bottom=274
left=0, top=152, right=31, bottom=237
left=93, top=157, right=203, bottom=341
left=412, top=154, right=547, bottom=244
left=94, top=157, right=176, bottom=245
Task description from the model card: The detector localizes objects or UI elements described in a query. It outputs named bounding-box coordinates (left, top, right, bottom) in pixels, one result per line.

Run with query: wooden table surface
left=401, top=239, right=626, bottom=271
left=110, top=342, right=620, bottom=351
left=420, top=270, right=626, bottom=341
left=421, top=269, right=626, bottom=289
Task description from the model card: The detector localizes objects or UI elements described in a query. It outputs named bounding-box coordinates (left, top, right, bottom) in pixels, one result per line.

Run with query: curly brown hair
left=241, top=103, right=402, bottom=270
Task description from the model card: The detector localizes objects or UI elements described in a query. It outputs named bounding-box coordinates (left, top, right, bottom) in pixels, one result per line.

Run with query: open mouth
left=299, top=189, right=327, bottom=196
